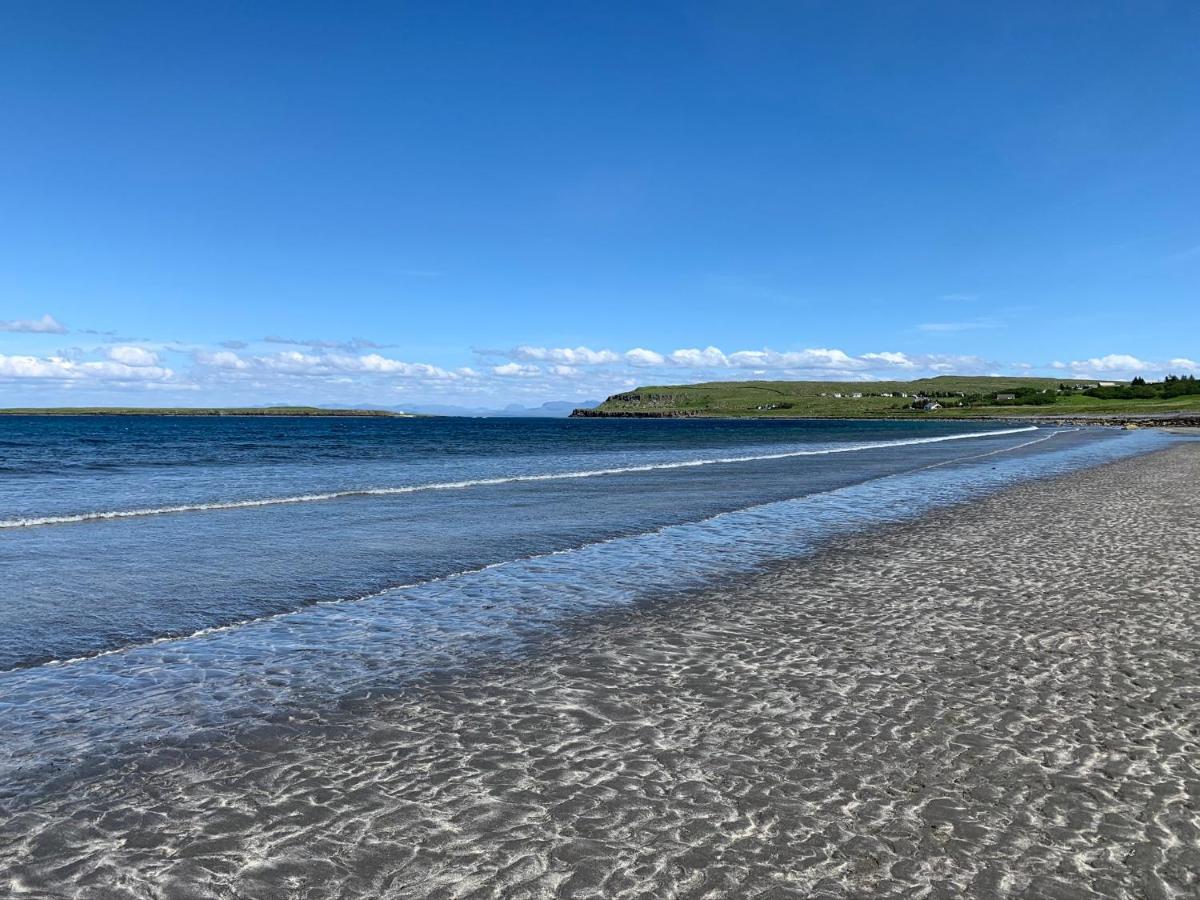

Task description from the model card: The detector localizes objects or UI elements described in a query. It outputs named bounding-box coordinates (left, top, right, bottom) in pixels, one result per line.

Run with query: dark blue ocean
left=0, top=415, right=1174, bottom=777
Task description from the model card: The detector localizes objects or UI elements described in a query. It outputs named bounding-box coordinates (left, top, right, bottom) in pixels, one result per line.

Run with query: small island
left=0, top=406, right=412, bottom=417
left=573, top=374, right=1200, bottom=426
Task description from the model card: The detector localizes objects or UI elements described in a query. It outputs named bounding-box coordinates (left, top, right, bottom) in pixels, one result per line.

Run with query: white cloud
left=668, top=346, right=728, bottom=367
left=726, top=348, right=865, bottom=371
left=502, top=344, right=928, bottom=375
left=257, top=350, right=324, bottom=372
left=107, top=345, right=160, bottom=367
left=0, top=314, right=67, bottom=334
left=18, top=330, right=1200, bottom=409
left=494, top=344, right=1004, bottom=380
left=1069, top=354, right=1152, bottom=374
left=861, top=351, right=916, bottom=368
left=512, top=346, right=620, bottom=365
left=914, top=354, right=993, bottom=374
left=0, top=355, right=70, bottom=379
left=195, top=350, right=251, bottom=370
left=492, top=362, right=540, bottom=377
left=190, top=348, right=461, bottom=381
left=624, top=348, right=665, bottom=366
left=349, top=354, right=455, bottom=378
left=0, top=353, right=173, bottom=382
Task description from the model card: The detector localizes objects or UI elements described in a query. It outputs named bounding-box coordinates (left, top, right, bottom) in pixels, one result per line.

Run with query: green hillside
left=575, top=376, right=1200, bottom=419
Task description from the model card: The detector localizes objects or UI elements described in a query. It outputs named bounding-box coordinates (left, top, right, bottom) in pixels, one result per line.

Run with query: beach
left=0, top=440, right=1196, bottom=897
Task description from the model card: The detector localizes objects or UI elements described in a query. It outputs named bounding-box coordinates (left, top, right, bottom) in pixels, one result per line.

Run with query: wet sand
left=3, top=444, right=1199, bottom=898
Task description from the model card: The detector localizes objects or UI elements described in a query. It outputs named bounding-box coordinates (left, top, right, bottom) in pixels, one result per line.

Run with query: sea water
left=0, top=415, right=1174, bottom=782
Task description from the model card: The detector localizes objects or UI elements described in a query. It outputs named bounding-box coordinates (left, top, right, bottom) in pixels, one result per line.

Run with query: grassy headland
left=573, top=375, right=1200, bottom=420
left=0, top=406, right=411, bottom=417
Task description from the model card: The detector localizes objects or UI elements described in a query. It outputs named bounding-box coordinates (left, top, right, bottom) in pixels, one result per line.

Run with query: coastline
left=0, top=407, right=412, bottom=417
left=3, top=441, right=1198, bottom=897
left=571, top=408, right=1200, bottom=429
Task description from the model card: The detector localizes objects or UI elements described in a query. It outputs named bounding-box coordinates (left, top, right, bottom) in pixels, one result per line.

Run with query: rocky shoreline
left=1030, top=414, right=1200, bottom=428
left=570, top=408, right=704, bottom=418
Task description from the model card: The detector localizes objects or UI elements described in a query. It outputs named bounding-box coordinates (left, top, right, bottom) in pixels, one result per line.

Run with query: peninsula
left=0, top=406, right=411, bottom=417
left=572, top=374, right=1200, bottom=423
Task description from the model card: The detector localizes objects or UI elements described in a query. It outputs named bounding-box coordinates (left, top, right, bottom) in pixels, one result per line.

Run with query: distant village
left=807, top=381, right=1120, bottom=412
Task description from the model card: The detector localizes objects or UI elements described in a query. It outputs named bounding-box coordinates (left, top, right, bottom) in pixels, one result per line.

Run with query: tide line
left=11, top=425, right=1083, bottom=673
left=0, top=426, right=1037, bottom=529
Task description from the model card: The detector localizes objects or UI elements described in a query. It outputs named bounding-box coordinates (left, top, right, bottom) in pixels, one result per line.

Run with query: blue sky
left=1, top=1, right=1197, bottom=408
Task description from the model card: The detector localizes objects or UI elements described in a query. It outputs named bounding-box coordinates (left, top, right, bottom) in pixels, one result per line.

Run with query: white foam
left=28, top=426, right=1057, bottom=671
left=0, top=426, right=1037, bottom=529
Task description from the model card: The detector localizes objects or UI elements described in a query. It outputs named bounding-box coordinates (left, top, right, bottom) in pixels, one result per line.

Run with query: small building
left=923, top=401, right=942, bottom=411
left=880, top=392, right=893, bottom=397
left=851, top=392, right=863, bottom=399
left=996, top=392, right=1017, bottom=402
left=832, top=392, right=843, bottom=398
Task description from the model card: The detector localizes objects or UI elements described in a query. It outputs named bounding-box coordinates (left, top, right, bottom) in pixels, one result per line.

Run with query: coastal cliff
left=570, top=408, right=701, bottom=418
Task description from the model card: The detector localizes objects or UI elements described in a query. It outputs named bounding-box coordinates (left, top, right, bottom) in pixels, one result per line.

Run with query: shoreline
left=571, top=408, right=1200, bottom=428
left=2, top=442, right=1198, bottom=896
left=0, top=414, right=419, bottom=419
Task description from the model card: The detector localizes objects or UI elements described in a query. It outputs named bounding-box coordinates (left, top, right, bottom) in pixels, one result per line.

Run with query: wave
left=20, top=426, right=1060, bottom=672
left=0, top=426, right=1037, bottom=529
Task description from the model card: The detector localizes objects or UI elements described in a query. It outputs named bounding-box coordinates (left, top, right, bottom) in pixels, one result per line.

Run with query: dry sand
left=3, top=444, right=1199, bottom=898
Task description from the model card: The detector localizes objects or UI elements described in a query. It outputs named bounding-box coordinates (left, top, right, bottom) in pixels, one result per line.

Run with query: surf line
left=1, top=426, right=1037, bottom=529
left=918, top=427, right=1070, bottom=471
left=23, top=426, right=1073, bottom=671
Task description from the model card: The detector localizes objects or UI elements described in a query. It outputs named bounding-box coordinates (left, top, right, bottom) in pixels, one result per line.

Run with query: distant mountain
left=401, top=400, right=602, bottom=418
left=499, top=400, right=601, bottom=417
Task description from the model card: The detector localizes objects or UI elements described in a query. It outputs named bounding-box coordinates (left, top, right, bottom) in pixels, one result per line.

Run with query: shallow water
left=0, top=416, right=1175, bottom=787
left=2, top=416, right=1046, bottom=670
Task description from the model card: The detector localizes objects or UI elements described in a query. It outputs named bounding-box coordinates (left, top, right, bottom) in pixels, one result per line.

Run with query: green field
left=0, top=406, right=408, bottom=417
left=577, top=376, right=1200, bottom=418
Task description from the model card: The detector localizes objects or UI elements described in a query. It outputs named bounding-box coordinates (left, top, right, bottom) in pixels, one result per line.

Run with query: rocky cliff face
left=569, top=408, right=700, bottom=418
left=570, top=390, right=698, bottom=418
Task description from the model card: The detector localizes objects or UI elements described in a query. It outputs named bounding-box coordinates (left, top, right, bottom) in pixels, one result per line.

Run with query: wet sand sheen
left=3, top=444, right=1200, bottom=898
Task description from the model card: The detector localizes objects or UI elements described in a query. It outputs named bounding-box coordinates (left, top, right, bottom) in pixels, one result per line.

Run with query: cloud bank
left=3, top=327, right=1198, bottom=407
left=0, top=314, right=67, bottom=334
